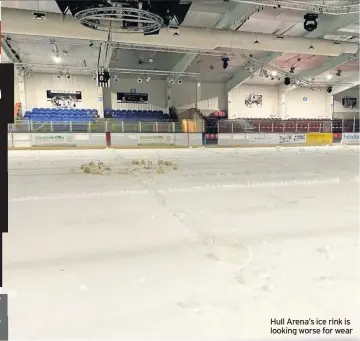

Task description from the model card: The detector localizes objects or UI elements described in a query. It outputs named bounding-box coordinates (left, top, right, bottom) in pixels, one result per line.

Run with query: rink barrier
left=110, top=133, right=203, bottom=148
left=217, top=133, right=306, bottom=147
left=8, top=132, right=203, bottom=149
left=341, top=132, right=360, bottom=145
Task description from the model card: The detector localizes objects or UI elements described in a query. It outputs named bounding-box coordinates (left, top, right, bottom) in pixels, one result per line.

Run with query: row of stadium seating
left=24, top=108, right=98, bottom=122
left=104, top=109, right=170, bottom=120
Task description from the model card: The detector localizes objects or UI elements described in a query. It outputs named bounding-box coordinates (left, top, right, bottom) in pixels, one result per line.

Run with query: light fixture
left=145, top=76, right=151, bottom=83
left=57, top=72, right=62, bottom=79
left=197, top=82, right=201, bottom=87
left=304, top=13, right=318, bottom=32
left=336, top=69, right=342, bottom=76
left=326, top=86, right=333, bottom=93
left=221, top=54, right=229, bottom=69
left=65, top=72, right=71, bottom=79
left=92, top=73, right=96, bottom=80
left=263, top=69, right=269, bottom=78
left=254, top=39, right=260, bottom=44
left=290, top=66, right=295, bottom=73
left=169, top=78, right=175, bottom=84
left=326, top=74, right=333, bottom=80
left=173, top=31, right=180, bottom=37
left=284, top=77, right=291, bottom=85
left=53, top=53, right=62, bottom=63
left=309, top=45, right=314, bottom=50
left=271, top=70, right=277, bottom=77
left=137, top=77, right=143, bottom=83
left=177, top=79, right=183, bottom=84
left=114, top=75, right=119, bottom=82
left=148, top=57, right=154, bottom=63
left=63, top=50, right=68, bottom=56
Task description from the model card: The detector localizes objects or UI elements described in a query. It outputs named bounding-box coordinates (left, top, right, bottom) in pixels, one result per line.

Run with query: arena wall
left=24, top=73, right=99, bottom=111
left=228, top=85, right=334, bottom=120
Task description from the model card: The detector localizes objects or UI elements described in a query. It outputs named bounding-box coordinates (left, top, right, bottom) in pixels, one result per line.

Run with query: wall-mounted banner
left=31, top=133, right=76, bottom=147
left=245, top=93, right=262, bottom=108
left=305, top=132, right=333, bottom=145
left=341, top=133, right=360, bottom=145
left=278, top=133, right=306, bottom=144
left=46, top=90, right=82, bottom=108
left=117, top=92, right=148, bottom=103
left=247, top=133, right=278, bottom=144
left=138, top=134, right=174, bottom=146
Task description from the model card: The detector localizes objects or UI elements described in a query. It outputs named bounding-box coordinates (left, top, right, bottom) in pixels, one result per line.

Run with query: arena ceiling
left=1, top=0, right=359, bottom=93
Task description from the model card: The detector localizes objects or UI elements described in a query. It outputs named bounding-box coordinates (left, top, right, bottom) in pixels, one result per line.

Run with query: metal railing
left=7, top=118, right=360, bottom=134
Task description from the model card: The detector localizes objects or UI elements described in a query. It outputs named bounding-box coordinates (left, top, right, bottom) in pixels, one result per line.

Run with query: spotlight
left=114, top=75, right=119, bottom=82
left=309, top=45, right=314, bottom=50
left=148, top=57, right=154, bottom=63
left=177, top=79, right=183, bottom=84
left=209, top=65, right=214, bottom=70
left=284, top=77, right=291, bottom=85
left=145, top=76, right=151, bottom=83
left=221, top=54, right=229, bottom=69
left=263, top=69, right=269, bottom=78
left=271, top=70, right=277, bottom=77
left=336, top=69, right=342, bottom=76
left=57, top=72, right=62, bottom=79
left=304, top=13, right=318, bottom=32
left=290, top=66, right=295, bottom=73
left=197, top=82, right=201, bottom=87
left=137, top=77, right=143, bottom=83
left=89, top=41, right=94, bottom=47
left=254, top=39, right=260, bottom=44
left=326, top=86, right=333, bottom=93
left=169, top=78, right=175, bottom=84
left=311, top=87, right=315, bottom=91
left=53, top=53, right=62, bottom=63
left=33, top=12, right=46, bottom=20
left=65, top=72, right=71, bottom=79
left=326, top=74, right=333, bottom=80
left=173, top=31, right=180, bottom=37
left=92, top=73, right=96, bottom=80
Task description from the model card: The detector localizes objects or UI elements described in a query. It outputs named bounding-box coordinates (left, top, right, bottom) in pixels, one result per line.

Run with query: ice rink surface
left=5, top=146, right=360, bottom=340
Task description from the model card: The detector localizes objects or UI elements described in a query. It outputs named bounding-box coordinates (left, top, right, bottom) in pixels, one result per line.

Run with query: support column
left=97, top=86, right=104, bottom=118
left=18, top=74, right=26, bottom=115
left=280, top=90, right=287, bottom=120
left=165, top=82, right=172, bottom=113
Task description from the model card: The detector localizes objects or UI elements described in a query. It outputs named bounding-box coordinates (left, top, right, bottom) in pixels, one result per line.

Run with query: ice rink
left=5, top=146, right=360, bottom=340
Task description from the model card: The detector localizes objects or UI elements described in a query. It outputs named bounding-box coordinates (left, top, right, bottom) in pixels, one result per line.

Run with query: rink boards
left=7, top=132, right=360, bottom=149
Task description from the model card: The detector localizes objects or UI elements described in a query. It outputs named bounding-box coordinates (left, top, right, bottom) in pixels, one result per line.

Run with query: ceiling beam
left=282, top=51, right=359, bottom=92
left=229, top=12, right=360, bottom=91
left=167, top=2, right=258, bottom=82
left=226, top=52, right=280, bottom=91
left=332, top=77, right=360, bottom=95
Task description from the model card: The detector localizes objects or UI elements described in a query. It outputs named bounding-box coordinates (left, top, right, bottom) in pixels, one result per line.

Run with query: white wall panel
left=24, top=73, right=99, bottom=111
left=228, top=85, right=279, bottom=119
left=285, top=88, right=333, bottom=119
left=172, top=82, right=226, bottom=112
left=109, top=77, right=166, bottom=112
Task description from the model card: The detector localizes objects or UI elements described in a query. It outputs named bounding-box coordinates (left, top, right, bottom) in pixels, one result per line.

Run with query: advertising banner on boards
left=278, top=133, right=306, bottom=144
left=341, top=133, right=360, bottom=145
left=137, top=134, right=174, bottom=146
left=31, top=134, right=76, bottom=147
left=305, top=133, right=333, bottom=145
